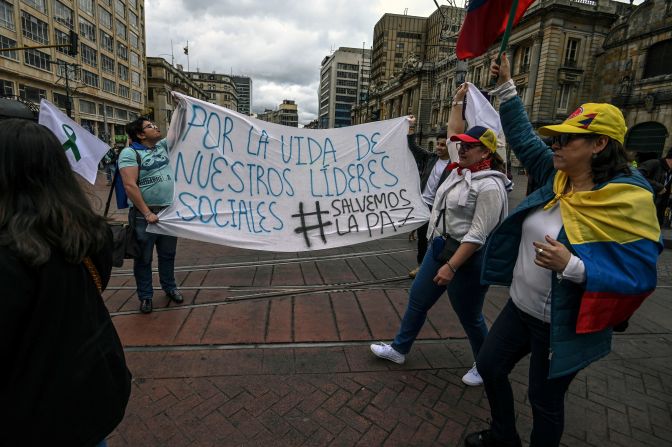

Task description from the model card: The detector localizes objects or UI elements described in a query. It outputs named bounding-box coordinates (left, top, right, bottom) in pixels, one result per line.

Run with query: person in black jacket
left=407, top=83, right=467, bottom=277
left=638, top=149, right=672, bottom=227
left=0, top=119, right=132, bottom=447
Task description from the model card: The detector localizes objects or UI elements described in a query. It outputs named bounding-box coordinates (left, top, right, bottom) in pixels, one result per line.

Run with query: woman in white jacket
left=371, top=120, right=509, bottom=386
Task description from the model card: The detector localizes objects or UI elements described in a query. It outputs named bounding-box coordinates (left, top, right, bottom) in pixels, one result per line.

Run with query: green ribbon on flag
left=61, top=124, right=81, bottom=161
left=497, top=0, right=520, bottom=63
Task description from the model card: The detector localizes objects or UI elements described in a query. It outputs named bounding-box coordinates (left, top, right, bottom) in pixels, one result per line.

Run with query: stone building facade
left=353, top=0, right=671, bottom=163
left=0, top=0, right=148, bottom=143
left=186, top=70, right=238, bottom=112
left=145, top=57, right=207, bottom=132
left=593, top=0, right=672, bottom=161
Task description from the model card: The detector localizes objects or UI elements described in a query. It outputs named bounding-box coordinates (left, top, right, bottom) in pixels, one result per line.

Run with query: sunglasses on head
left=550, top=133, right=598, bottom=147
left=142, top=123, right=158, bottom=130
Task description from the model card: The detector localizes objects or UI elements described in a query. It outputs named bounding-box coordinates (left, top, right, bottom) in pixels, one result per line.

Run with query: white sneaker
left=462, top=363, right=483, bottom=386
left=370, top=342, right=406, bottom=364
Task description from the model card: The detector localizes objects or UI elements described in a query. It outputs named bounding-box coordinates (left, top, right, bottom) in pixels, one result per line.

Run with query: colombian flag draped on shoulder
left=544, top=171, right=662, bottom=334
left=456, top=0, right=536, bottom=60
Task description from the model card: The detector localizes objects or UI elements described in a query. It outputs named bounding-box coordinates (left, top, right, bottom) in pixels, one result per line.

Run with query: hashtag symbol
left=292, top=201, right=332, bottom=248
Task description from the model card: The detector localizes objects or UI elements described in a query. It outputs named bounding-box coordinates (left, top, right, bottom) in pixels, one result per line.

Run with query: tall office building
left=231, top=75, right=252, bottom=115
left=0, top=0, right=147, bottom=143
left=318, top=46, right=370, bottom=128
left=186, top=70, right=238, bottom=111
left=370, top=13, right=427, bottom=87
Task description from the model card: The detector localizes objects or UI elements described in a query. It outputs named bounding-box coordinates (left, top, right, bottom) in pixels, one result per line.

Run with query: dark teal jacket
left=482, top=96, right=626, bottom=379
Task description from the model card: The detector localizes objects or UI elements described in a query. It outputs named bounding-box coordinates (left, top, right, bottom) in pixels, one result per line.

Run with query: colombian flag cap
left=539, top=103, right=627, bottom=145
left=450, top=125, right=498, bottom=152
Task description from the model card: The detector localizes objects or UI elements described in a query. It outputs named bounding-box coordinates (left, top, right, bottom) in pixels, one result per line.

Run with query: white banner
left=149, top=93, right=430, bottom=252
left=38, top=99, right=109, bottom=184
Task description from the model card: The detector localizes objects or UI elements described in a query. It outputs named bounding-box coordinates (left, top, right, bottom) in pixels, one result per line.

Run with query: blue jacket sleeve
left=499, top=96, right=555, bottom=187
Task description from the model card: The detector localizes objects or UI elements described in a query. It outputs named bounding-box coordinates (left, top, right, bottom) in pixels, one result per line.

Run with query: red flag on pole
left=456, top=0, right=536, bottom=60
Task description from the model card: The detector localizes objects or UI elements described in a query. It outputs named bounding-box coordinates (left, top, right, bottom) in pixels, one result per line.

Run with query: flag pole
left=497, top=0, right=519, bottom=63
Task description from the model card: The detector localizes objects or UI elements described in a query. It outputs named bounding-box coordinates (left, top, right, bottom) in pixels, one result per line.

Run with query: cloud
left=145, top=0, right=440, bottom=124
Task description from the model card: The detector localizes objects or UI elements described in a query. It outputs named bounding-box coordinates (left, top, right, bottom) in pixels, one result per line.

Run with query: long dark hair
left=591, top=137, right=631, bottom=184
left=0, top=119, right=109, bottom=266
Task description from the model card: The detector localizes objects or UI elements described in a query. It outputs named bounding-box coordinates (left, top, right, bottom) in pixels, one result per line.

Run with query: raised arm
left=490, top=53, right=555, bottom=187
left=447, top=83, right=467, bottom=138
left=406, top=115, right=433, bottom=163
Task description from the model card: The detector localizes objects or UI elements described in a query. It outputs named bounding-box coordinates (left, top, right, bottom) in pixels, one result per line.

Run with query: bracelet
left=451, top=101, right=464, bottom=107
left=143, top=211, right=153, bottom=218
left=446, top=262, right=457, bottom=273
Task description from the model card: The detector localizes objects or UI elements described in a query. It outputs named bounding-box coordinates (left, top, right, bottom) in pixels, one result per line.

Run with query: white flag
left=464, top=83, right=507, bottom=168
left=38, top=99, right=110, bottom=184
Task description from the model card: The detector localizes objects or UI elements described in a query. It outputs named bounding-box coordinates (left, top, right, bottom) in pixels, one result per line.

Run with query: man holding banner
left=119, top=118, right=183, bottom=314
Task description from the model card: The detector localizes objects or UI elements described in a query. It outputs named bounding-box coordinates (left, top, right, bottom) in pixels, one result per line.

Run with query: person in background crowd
left=0, top=119, right=131, bottom=447
left=464, top=53, right=661, bottom=447
left=119, top=118, right=183, bottom=314
left=406, top=83, right=468, bottom=278
left=371, top=102, right=510, bottom=387
left=638, top=149, right=672, bottom=227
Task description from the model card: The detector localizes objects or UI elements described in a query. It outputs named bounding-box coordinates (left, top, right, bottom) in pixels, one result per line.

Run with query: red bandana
left=446, top=158, right=491, bottom=175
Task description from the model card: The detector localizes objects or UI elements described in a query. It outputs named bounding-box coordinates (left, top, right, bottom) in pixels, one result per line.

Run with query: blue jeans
left=131, top=210, right=178, bottom=300
left=392, top=238, right=489, bottom=359
left=476, top=299, right=578, bottom=447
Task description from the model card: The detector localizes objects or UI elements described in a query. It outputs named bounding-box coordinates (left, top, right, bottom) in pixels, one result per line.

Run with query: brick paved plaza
left=89, top=173, right=672, bottom=446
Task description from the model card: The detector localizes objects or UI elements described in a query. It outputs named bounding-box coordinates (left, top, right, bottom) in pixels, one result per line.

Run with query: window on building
left=558, top=84, right=571, bottom=112
left=101, top=54, right=114, bottom=72
left=99, top=7, right=112, bottom=29
left=519, top=46, right=530, bottom=73
left=99, top=30, right=113, bottom=52
left=24, top=48, right=51, bottom=70
left=80, top=43, right=97, bottom=67
left=131, top=71, right=140, bottom=86
left=129, top=30, right=139, bottom=49
left=643, top=39, right=672, bottom=78
left=102, top=77, right=115, bottom=93
left=79, top=17, right=96, bottom=42
left=52, top=91, right=69, bottom=108
left=131, top=89, right=141, bottom=102
left=115, top=0, right=125, bottom=17
left=21, top=11, right=49, bottom=44
left=79, top=98, right=96, bottom=114
left=56, top=59, right=75, bottom=78
left=115, top=19, right=126, bottom=40
left=147, top=88, right=153, bottom=100
left=1, top=1, right=15, bottom=31
left=564, top=38, right=579, bottom=67
left=128, top=10, right=138, bottom=29
left=114, top=107, right=127, bottom=119
left=0, top=35, right=18, bottom=60
left=130, top=51, right=139, bottom=67
left=473, top=66, right=482, bottom=87
left=128, top=0, right=137, bottom=8
left=118, top=63, right=128, bottom=80
left=116, top=42, right=127, bottom=60
left=19, top=84, right=46, bottom=102
left=23, top=0, right=47, bottom=14
left=1, top=78, right=14, bottom=96
left=53, top=2, right=73, bottom=29
left=82, top=69, right=98, bottom=87
left=54, top=28, right=70, bottom=54
left=518, top=85, right=527, bottom=103
left=78, top=0, right=95, bottom=16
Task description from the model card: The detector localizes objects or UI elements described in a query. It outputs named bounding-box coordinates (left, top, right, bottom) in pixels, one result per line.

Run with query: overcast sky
left=144, top=0, right=638, bottom=126
left=145, top=0, right=447, bottom=124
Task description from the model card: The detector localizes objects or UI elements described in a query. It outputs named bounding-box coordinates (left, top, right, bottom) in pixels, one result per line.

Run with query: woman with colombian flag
left=464, top=53, right=662, bottom=447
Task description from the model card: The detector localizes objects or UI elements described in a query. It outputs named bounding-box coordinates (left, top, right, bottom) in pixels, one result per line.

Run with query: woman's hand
left=433, top=264, right=455, bottom=286
left=453, top=82, right=468, bottom=102
left=533, top=235, right=571, bottom=273
left=490, top=52, right=511, bottom=86
left=145, top=212, right=159, bottom=224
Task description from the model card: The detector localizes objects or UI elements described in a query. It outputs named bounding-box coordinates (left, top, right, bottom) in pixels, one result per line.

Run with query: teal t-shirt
left=118, top=139, right=174, bottom=207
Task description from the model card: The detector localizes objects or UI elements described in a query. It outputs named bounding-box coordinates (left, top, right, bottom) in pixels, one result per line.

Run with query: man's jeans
left=476, top=299, right=578, bottom=447
left=392, top=239, right=489, bottom=359
left=131, top=210, right=178, bottom=300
